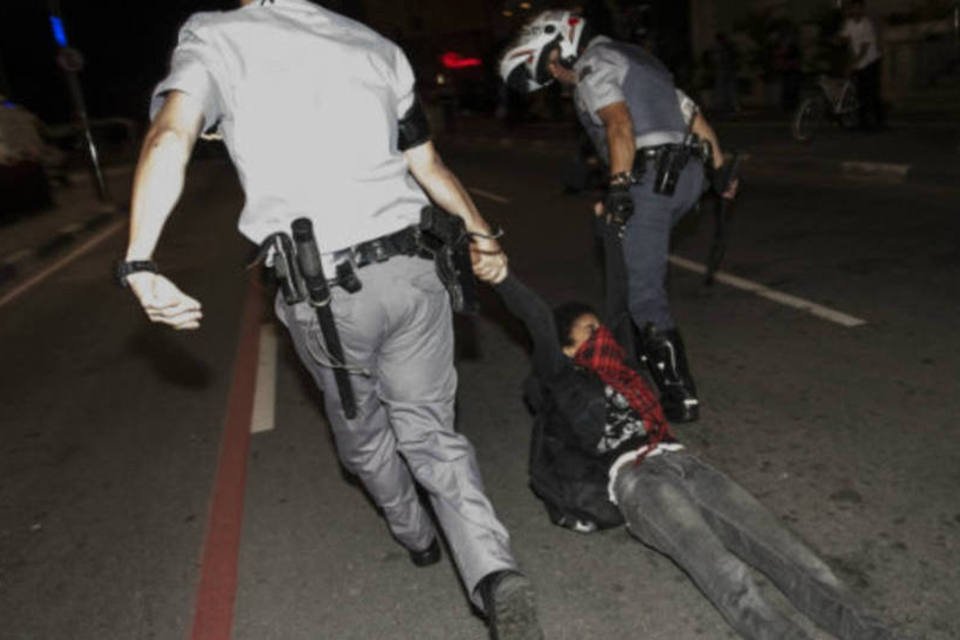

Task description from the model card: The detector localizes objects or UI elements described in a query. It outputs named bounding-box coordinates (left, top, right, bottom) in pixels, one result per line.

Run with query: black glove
left=603, top=183, right=634, bottom=226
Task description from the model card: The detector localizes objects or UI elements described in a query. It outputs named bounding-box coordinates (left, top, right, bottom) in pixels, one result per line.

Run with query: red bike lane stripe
left=189, top=275, right=264, bottom=640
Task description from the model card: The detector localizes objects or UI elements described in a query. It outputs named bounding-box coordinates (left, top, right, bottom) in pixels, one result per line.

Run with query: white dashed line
left=1, top=249, right=32, bottom=264
left=250, top=323, right=278, bottom=434
left=668, top=255, right=867, bottom=328
left=468, top=188, right=512, bottom=205
left=59, top=222, right=86, bottom=235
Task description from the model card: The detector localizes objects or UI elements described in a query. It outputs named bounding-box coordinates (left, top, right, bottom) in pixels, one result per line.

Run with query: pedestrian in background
left=841, top=0, right=886, bottom=131
left=712, top=32, right=740, bottom=114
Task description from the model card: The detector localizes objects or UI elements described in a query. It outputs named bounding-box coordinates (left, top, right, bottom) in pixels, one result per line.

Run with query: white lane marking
left=1, top=249, right=32, bottom=264
left=840, top=161, right=909, bottom=183
left=468, top=188, right=512, bottom=205
left=59, top=222, right=86, bottom=235
left=250, top=322, right=278, bottom=434
left=0, top=219, right=126, bottom=310
left=668, top=255, right=867, bottom=328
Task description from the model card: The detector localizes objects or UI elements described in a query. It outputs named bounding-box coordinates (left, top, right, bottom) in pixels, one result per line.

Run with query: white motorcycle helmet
left=499, top=10, right=588, bottom=93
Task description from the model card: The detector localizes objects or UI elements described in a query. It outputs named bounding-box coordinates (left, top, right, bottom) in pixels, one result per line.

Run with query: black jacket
left=495, top=274, right=632, bottom=529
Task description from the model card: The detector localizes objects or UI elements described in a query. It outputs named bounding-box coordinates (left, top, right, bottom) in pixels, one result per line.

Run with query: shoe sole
left=490, top=574, right=544, bottom=640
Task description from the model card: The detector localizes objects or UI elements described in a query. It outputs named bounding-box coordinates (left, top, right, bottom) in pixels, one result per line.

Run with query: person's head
left=554, top=302, right=601, bottom=357
left=499, top=10, right=589, bottom=94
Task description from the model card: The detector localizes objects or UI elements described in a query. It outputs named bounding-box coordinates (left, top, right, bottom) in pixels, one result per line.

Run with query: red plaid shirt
left=573, top=325, right=673, bottom=451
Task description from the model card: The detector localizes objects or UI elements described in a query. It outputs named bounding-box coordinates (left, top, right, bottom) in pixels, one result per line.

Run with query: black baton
left=705, top=197, right=729, bottom=287
left=705, top=152, right=741, bottom=287
left=291, top=218, right=358, bottom=419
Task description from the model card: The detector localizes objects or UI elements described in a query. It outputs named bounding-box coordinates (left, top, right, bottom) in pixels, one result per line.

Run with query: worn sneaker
left=479, top=570, right=544, bottom=640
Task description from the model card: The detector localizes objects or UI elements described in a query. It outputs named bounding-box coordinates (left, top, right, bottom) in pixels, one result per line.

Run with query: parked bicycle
left=791, top=75, right=859, bottom=142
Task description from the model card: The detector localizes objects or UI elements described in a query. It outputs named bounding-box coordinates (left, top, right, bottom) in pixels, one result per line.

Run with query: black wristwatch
left=115, top=260, right=158, bottom=288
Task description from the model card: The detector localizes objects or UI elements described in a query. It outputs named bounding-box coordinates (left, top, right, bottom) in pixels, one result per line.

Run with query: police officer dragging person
left=117, top=1, right=542, bottom=637
left=499, top=11, right=738, bottom=423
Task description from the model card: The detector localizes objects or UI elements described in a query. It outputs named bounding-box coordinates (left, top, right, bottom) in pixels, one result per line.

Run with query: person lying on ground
left=487, top=219, right=903, bottom=640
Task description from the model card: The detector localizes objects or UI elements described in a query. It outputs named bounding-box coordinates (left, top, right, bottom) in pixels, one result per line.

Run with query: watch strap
left=115, top=260, right=158, bottom=287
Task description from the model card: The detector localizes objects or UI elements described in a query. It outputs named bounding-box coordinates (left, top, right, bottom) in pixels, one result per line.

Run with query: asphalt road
left=1, top=143, right=958, bottom=640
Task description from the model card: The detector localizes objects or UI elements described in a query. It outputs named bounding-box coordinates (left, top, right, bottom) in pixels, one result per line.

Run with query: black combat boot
left=638, top=323, right=700, bottom=423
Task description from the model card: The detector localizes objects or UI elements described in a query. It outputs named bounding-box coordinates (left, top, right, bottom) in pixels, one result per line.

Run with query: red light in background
left=441, top=51, right=482, bottom=69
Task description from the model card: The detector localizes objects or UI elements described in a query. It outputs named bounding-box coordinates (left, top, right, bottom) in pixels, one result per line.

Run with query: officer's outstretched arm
left=124, top=91, right=205, bottom=330
left=404, top=141, right=507, bottom=284
left=596, top=101, right=636, bottom=177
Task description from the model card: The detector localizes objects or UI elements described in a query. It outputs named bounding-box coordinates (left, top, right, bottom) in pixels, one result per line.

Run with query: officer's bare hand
left=125, top=272, right=203, bottom=330
left=722, top=177, right=740, bottom=200
left=470, top=236, right=508, bottom=284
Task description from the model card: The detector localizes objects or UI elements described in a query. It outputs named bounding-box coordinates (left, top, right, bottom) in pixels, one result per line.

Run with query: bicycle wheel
left=792, top=96, right=826, bottom=142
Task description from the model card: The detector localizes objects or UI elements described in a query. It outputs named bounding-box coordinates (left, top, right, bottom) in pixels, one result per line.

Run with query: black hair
left=553, top=302, right=598, bottom=347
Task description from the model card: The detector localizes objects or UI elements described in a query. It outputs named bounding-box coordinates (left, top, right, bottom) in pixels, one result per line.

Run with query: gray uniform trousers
left=614, top=451, right=897, bottom=640
left=621, top=159, right=705, bottom=331
left=275, top=255, right=516, bottom=608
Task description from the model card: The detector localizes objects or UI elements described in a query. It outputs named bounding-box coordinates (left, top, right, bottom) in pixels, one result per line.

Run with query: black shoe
left=408, top=538, right=441, bottom=567
left=638, top=324, right=700, bottom=423
left=478, top=570, right=543, bottom=640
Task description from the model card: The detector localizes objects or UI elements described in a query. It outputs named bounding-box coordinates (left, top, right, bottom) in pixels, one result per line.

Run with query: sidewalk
left=0, top=141, right=227, bottom=294
left=0, top=166, right=131, bottom=292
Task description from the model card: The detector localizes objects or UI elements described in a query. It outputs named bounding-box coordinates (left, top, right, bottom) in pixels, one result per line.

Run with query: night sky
left=0, top=1, right=688, bottom=127
left=0, top=1, right=241, bottom=123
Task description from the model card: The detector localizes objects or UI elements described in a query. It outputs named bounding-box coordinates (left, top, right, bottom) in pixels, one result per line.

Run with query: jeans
left=621, top=160, right=704, bottom=331
left=854, top=60, right=886, bottom=130
left=614, top=451, right=897, bottom=640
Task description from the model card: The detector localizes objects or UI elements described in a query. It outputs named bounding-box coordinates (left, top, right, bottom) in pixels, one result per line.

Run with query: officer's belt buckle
left=369, top=239, right=390, bottom=263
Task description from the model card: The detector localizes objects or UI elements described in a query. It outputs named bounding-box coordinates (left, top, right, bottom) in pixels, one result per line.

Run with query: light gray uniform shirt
left=573, top=36, right=696, bottom=164
left=152, top=0, right=429, bottom=253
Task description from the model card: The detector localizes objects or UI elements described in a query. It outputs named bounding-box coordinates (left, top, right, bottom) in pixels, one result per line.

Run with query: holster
left=652, top=145, right=692, bottom=196
left=254, top=224, right=358, bottom=419
left=261, top=232, right=306, bottom=305
left=418, top=206, right=479, bottom=315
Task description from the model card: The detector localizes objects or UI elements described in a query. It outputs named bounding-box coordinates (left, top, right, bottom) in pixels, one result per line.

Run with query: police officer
left=500, top=11, right=737, bottom=423
left=117, top=1, right=542, bottom=637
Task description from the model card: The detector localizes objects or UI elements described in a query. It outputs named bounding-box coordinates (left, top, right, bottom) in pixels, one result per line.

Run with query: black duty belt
left=331, top=225, right=422, bottom=269
left=633, top=142, right=706, bottom=170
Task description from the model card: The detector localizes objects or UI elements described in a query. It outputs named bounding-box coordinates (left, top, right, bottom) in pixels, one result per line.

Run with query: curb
left=64, top=163, right=136, bottom=184
left=0, top=205, right=125, bottom=289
